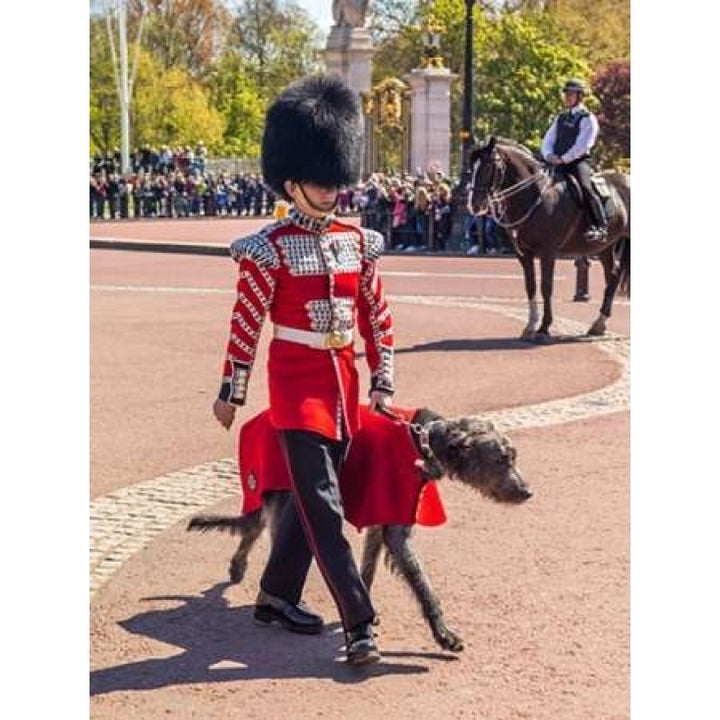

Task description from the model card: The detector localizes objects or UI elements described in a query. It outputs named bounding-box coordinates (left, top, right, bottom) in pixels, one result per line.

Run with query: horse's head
left=468, top=136, right=505, bottom=215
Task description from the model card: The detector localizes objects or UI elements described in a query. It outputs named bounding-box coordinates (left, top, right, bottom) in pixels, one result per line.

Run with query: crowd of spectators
left=357, top=172, right=510, bottom=254
left=90, top=144, right=279, bottom=220
left=90, top=148, right=509, bottom=254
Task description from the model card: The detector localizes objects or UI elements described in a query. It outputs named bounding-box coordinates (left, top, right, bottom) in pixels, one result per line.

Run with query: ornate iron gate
left=361, top=78, right=412, bottom=176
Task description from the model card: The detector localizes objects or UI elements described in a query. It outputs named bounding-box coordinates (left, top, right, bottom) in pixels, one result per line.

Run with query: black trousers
left=259, top=429, right=375, bottom=632
left=562, top=159, right=607, bottom=228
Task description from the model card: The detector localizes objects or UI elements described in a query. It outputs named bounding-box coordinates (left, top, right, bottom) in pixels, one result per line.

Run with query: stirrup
left=584, top=226, right=607, bottom=241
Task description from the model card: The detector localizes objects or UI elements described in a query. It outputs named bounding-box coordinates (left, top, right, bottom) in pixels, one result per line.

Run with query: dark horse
left=469, top=137, right=630, bottom=340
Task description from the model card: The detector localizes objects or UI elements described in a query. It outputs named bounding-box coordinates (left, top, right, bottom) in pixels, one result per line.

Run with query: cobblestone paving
left=389, top=295, right=630, bottom=432
left=89, top=294, right=629, bottom=601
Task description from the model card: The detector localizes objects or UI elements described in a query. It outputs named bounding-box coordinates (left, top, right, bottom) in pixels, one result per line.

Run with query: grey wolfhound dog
left=188, top=408, right=533, bottom=652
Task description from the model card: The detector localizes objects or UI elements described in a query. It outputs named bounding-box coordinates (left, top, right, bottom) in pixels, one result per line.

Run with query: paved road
left=90, top=220, right=630, bottom=719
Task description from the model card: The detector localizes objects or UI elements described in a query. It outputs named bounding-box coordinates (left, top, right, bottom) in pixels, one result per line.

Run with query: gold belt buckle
left=326, top=330, right=346, bottom=349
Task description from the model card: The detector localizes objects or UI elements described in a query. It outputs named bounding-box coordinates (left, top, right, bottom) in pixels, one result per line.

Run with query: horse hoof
left=520, top=329, right=536, bottom=342
left=587, top=321, right=607, bottom=337
left=534, top=332, right=552, bottom=344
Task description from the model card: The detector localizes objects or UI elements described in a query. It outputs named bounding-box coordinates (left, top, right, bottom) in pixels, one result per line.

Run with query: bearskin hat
left=262, top=75, right=363, bottom=201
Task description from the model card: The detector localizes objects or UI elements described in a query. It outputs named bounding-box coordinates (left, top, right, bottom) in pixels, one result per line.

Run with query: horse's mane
left=494, top=137, right=544, bottom=168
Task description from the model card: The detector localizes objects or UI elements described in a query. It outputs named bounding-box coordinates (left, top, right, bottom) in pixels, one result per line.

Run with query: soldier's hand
left=369, top=391, right=391, bottom=413
left=547, top=154, right=563, bottom=166
left=213, top=398, right=236, bottom=430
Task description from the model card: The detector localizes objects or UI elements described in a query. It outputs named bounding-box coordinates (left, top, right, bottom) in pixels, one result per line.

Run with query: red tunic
left=219, top=208, right=394, bottom=440
left=238, top=405, right=447, bottom=530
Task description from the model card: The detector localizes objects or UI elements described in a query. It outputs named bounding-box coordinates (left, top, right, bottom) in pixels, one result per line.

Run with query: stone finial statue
left=332, top=0, right=370, bottom=28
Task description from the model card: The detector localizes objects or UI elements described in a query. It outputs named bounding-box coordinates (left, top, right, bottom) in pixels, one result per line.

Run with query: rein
left=488, top=168, right=550, bottom=230
left=471, top=144, right=550, bottom=231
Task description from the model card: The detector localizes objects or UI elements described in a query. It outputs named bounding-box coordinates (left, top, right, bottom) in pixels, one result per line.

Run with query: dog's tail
left=187, top=514, right=250, bottom=535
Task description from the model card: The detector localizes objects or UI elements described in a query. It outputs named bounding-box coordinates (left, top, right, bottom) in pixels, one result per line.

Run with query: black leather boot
left=584, top=195, right=609, bottom=242
left=345, top=621, right=381, bottom=665
left=254, top=589, right=324, bottom=635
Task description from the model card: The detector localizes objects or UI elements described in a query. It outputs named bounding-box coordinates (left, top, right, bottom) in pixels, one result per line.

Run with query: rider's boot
left=583, top=193, right=609, bottom=243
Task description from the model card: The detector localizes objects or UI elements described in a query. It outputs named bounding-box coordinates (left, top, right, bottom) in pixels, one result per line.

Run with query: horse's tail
left=187, top=514, right=250, bottom=534
left=617, top=235, right=630, bottom=297
left=609, top=171, right=631, bottom=297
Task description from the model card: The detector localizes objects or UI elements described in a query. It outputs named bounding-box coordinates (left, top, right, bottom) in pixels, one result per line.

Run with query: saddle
left=554, top=169, right=615, bottom=221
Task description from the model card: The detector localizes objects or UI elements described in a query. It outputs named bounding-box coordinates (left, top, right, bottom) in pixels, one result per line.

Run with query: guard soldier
left=212, top=75, right=394, bottom=665
left=541, top=78, right=608, bottom=242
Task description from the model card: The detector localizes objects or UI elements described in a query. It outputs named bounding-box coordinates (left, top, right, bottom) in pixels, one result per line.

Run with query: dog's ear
left=413, top=407, right=444, bottom=425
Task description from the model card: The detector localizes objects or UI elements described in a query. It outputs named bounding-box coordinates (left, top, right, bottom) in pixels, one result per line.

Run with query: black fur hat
left=262, top=75, right=363, bottom=201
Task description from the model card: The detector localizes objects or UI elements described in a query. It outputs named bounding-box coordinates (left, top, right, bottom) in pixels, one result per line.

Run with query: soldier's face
left=287, top=181, right=339, bottom=215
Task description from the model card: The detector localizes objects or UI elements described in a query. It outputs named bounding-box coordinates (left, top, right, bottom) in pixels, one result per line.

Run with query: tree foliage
left=90, top=0, right=629, bottom=167
left=371, top=0, right=626, bottom=171
left=545, top=0, right=630, bottom=66
left=134, top=0, right=232, bottom=77
left=90, top=17, right=121, bottom=155
left=473, top=10, right=591, bottom=150
left=207, top=51, right=265, bottom=157
left=130, top=48, right=225, bottom=151
left=592, top=59, right=630, bottom=167
left=89, top=0, right=322, bottom=158
left=367, top=0, right=421, bottom=45
left=227, top=0, right=323, bottom=101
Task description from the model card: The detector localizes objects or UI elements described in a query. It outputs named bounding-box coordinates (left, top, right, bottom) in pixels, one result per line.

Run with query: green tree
left=546, top=0, right=630, bottom=66
left=207, top=52, right=265, bottom=157
left=90, top=16, right=121, bottom=156
left=367, top=0, right=422, bottom=44
left=228, top=0, right=323, bottom=102
left=372, top=2, right=590, bottom=171
left=130, top=48, right=225, bottom=151
left=473, top=11, right=591, bottom=150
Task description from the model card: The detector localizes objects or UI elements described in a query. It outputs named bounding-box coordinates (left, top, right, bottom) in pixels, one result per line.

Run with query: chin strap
left=295, top=182, right=339, bottom=217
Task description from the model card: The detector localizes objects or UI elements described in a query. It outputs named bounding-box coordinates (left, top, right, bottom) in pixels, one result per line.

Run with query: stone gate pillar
left=324, top=26, right=375, bottom=176
left=406, top=66, right=456, bottom=177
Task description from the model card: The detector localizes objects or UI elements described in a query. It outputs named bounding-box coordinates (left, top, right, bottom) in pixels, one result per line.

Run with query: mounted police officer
left=541, top=78, right=608, bottom=242
left=212, top=75, right=394, bottom=666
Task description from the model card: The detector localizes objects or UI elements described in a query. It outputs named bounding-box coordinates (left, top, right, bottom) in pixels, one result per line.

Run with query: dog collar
left=375, top=406, right=441, bottom=478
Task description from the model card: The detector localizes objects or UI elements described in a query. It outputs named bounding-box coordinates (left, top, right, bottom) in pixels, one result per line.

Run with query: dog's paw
left=434, top=626, right=464, bottom=652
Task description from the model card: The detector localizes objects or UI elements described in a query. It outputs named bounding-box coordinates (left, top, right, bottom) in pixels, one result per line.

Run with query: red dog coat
left=238, top=405, right=447, bottom=531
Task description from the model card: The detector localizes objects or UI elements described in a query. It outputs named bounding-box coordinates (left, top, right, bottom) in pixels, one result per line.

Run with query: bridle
left=471, top=147, right=551, bottom=230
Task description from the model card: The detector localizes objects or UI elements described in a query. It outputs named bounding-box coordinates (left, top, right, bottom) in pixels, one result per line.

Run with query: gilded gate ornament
left=363, top=77, right=411, bottom=174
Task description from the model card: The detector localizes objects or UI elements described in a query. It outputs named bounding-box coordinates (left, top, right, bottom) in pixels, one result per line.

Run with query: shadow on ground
left=386, top=333, right=622, bottom=356
left=90, top=582, right=440, bottom=695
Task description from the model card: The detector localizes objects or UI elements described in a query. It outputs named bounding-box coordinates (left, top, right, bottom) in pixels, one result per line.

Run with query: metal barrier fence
left=361, top=206, right=513, bottom=255
left=89, top=190, right=276, bottom=220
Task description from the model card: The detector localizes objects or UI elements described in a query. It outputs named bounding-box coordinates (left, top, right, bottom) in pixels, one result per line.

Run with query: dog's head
left=418, top=410, right=532, bottom=504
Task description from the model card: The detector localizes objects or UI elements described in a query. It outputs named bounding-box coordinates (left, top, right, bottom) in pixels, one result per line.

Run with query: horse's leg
left=382, top=525, right=464, bottom=652
left=536, top=255, right=556, bottom=343
left=518, top=251, right=540, bottom=340
left=588, top=245, right=621, bottom=336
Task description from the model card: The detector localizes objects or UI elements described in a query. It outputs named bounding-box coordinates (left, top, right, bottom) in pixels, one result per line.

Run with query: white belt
left=273, top=324, right=353, bottom=349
